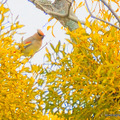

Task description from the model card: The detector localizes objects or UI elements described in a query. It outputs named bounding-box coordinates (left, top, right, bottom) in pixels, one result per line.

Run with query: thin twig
left=30, top=40, right=51, bottom=59
left=39, top=40, right=51, bottom=51
left=85, top=0, right=120, bottom=30
left=100, top=0, right=120, bottom=24
left=2, top=0, right=7, bottom=4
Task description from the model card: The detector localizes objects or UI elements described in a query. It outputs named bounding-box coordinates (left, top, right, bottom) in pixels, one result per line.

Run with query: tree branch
left=30, top=40, right=51, bottom=59
left=100, top=0, right=120, bottom=24
left=28, top=0, right=85, bottom=31
left=2, top=0, right=7, bottom=4
left=85, top=0, right=120, bottom=30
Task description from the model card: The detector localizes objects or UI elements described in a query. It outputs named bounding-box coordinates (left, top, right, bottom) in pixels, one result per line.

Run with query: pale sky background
left=3, top=0, right=88, bottom=90
left=2, top=0, right=119, bottom=64
left=5, top=0, right=88, bottom=64
left=3, top=0, right=119, bottom=64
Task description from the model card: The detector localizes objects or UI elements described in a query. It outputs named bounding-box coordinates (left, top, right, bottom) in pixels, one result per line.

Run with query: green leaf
left=45, top=53, right=51, bottom=61
left=60, top=50, right=66, bottom=57
left=55, top=41, right=61, bottom=53
left=104, top=31, right=110, bottom=36
left=82, top=33, right=89, bottom=36
left=111, top=27, right=115, bottom=36
left=66, top=38, right=72, bottom=44
left=50, top=43, right=55, bottom=51
left=38, top=79, right=44, bottom=86
left=95, top=66, right=102, bottom=75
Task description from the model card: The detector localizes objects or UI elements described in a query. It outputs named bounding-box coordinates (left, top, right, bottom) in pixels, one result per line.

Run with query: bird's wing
left=23, top=41, right=32, bottom=49
left=23, top=36, right=35, bottom=49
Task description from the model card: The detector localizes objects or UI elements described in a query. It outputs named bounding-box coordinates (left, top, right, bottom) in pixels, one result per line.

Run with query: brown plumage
left=22, top=29, right=44, bottom=56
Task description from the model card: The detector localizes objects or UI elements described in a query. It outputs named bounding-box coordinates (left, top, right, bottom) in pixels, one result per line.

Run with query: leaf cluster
left=0, top=3, right=45, bottom=119
left=42, top=16, right=120, bottom=119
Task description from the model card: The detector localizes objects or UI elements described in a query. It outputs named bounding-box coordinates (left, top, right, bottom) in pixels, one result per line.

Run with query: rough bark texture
left=28, top=0, right=85, bottom=31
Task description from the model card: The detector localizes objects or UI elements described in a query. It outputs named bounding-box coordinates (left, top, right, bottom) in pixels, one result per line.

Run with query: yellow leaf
left=48, top=17, right=54, bottom=22
left=3, top=8, right=9, bottom=14
left=0, top=4, right=4, bottom=12
left=45, top=48, right=49, bottom=53
left=62, top=43, right=66, bottom=50
left=66, top=39, right=72, bottom=44
left=77, top=2, right=83, bottom=8
left=21, top=58, right=29, bottom=64
left=16, top=24, right=24, bottom=29
left=61, top=26, right=64, bottom=29
left=1, top=25, right=5, bottom=30
left=50, top=43, right=55, bottom=51
left=47, top=26, right=51, bottom=31
left=55, top=41, right=61, bottom=53
left=96, top=66, right=102, bottom=75
left=0, top=14, right=5, bottom=24
left=115, top=8, right=119, bottom=12
left=11, top=25, right=16, bottom=30
left=52, top=26, right=55, bottom=37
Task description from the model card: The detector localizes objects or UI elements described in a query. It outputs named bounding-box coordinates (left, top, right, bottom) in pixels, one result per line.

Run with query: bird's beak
left=42, top=35, right=45, bottom=39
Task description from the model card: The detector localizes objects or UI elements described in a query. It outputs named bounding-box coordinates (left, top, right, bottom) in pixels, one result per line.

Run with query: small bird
left=21, top=29, right=44, bottom=56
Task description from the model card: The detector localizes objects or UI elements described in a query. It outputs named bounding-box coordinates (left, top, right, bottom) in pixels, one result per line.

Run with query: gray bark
left=28, top=0, right=85, bottom=31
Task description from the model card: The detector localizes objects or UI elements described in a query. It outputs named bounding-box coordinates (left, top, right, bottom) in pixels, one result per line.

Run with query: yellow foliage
left=1, top=0, right=120, bottom=120
left=0, top=24, right=41, bottom=120
left=39, top=113, right=66, bottom=120
left=0, top=3, right=65, bottom=120
left=44, top=9, right=120, bottom=120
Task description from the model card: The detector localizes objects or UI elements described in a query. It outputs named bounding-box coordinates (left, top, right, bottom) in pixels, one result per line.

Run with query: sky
left=3, top=0, right=120, bottom=64
left=4, top=0, right=88, bottom=64
left=2, top=0, right=88, bottom=90
left=5, top=0, right=69, bottom=64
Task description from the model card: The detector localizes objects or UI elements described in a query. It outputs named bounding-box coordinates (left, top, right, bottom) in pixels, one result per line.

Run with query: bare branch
left=30, top=40, right=51, bottom=59
left=28, top=0, right=85, bottom=31
left=2, top=0, right=7, bottom=4
left=100, top=0, right=120, bottom=24
left=85, top=0, right=120, bottom=30
left=35, top=0, right=84, bottom=24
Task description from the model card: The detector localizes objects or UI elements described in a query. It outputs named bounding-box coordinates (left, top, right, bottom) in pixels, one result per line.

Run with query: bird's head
left=37, top=29, right=45, bottom=39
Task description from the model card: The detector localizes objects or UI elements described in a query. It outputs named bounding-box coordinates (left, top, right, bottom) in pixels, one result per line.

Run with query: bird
left=21, top=29, right=45, bottom=56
